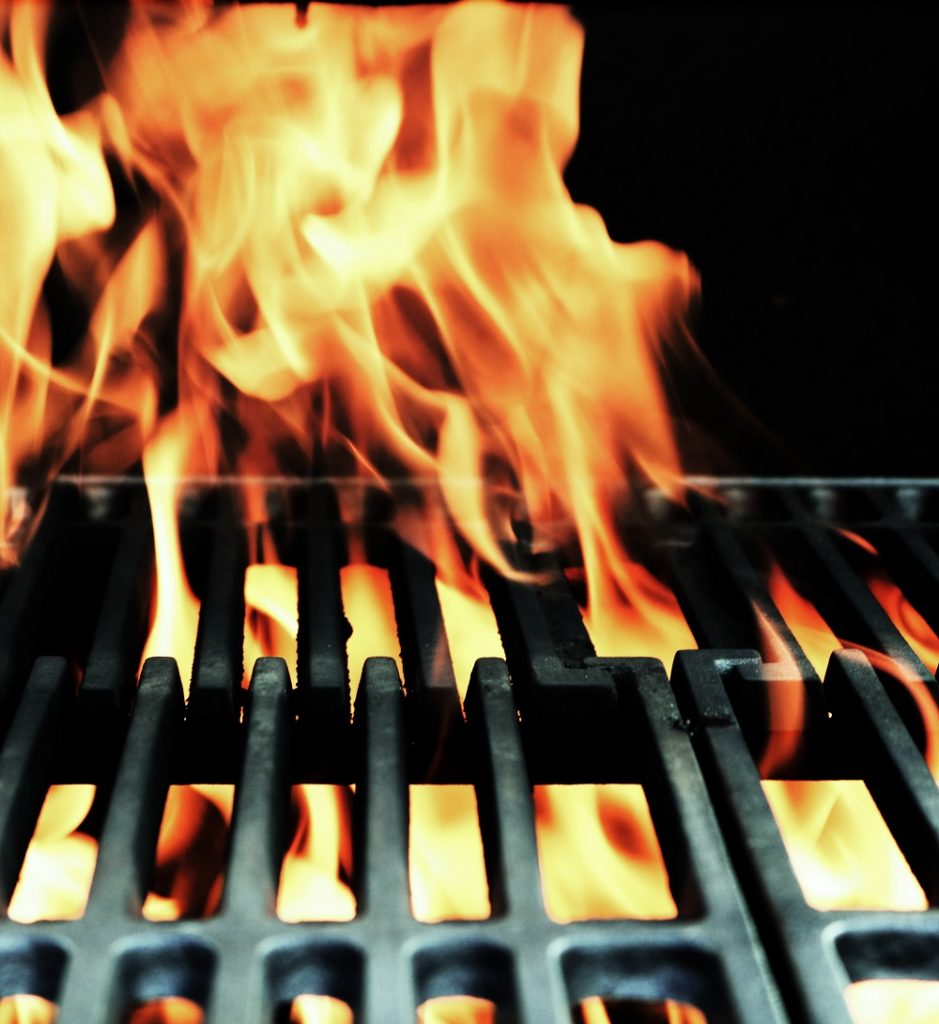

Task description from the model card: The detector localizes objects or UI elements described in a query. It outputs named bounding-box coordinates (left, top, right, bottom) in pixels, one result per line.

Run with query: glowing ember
left=8, top=784, right=97, bottom=923
left=763, top=780, right=924, bottom=911
left=534, top=784, right=675, bottom=922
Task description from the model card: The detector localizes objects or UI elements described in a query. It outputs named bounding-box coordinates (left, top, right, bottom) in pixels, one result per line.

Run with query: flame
left=239, top=546, right=354, bottom=923
left=244, top=560, right=299, bottom=684
left=1, top=2, right=698, bottom=685
left=139, top=416, right=203, bottom=695
left=126, top=999, right=204, bottom=1024
left=8, top=784, right=97, bottom=923
left=534, top=784, right=675, bottom=922
left=763, top=560, right=939, bottom=778
left=845, top=981, right=939, bottom=1024
left=765, top=563, right=839, bottom=677
left=574, top=560, right=695, bottom=667
left=434, top=573, right=502, bottom=703
left=339, top=562, right=402, bottom=702
left=289, top=996, right=353, bottom=1024
left=0, top=996, right=57, bottom=1024
left=142, top=783, right=233, bottom=921
left=762, top=563, right=937, bottom=917
left=868, top=572, right=939, bottom=673
left=277, top=784, right=355, bottom=922
left=763, top=780, right=924, bottom=911
left=580, top=997, right=706, bottom=1024
left=409, top=785, right=489, bottom=921
left=417, top=998, right=495, bottom=1024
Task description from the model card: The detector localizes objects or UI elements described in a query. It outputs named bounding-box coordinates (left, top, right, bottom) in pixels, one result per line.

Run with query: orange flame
left=409, top=785, right=490, bottom=922
left=142, top=784, right=233, bottom=921
left=244, top=560, right=299, bottom=685
left=8, top=784, right=97, bottom=923
left=277, top=784, right=355, bottom=923
left=1, top=3, right=698, bottom=689
left=534, top=784, right=675, bottom=922
left=845, top=981, right=939, bottom=1024
left=139, top=417, right=203, bottom=695
left=417, top=998, right=496, bottom=1024
left=0, top=996, right=57, bottom=1024
left=763, top=779, right=924, bottom=912
left=126, top=999, right=204, bottom=1024
left=763, top=559, right=939, bottom=778
left=340, top=561, right=402, bottom=704
left=868, top=572, right=939, bottom=673
left=434, top=573, right=502, bottom=703
left=289, top=996, right=354, bottom=1024
left=580, top=997, right=706, bottom=1024
left=574, top=560, right=696, bottom=668
left=764, top=562, right=839, bottom=678
left=240, top=547, right=355, bottom=923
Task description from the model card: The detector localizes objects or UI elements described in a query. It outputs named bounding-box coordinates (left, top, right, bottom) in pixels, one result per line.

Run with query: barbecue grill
left=1, top=478, right=937, bottom=1024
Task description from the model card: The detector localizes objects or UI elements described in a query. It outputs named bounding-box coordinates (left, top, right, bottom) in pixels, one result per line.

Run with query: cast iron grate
left=0, top=478, right=937, bottom=1023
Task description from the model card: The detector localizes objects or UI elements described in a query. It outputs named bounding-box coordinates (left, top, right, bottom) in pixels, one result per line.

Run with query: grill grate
left=0, top=478, right=937, bottom=1023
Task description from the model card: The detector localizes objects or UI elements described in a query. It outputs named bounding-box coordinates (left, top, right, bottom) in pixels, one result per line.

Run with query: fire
left=762, top=561, right=935, bottom=935
left=845, top=981, right=939, bottom=1024
left=244, top=560, right=299, bottom=684
left=289, top=996, right=353, bottom=1024
left=238, top=549, right=354, bottom=922
left=763, top=557, right=939, bottom=777
left=340, top=562, right=402, bottom=703
left=0, top=996, right=57, bottom=1024
left=575, top=560, right=695, bottom=668
left=8, top=784, right=97, bottom=923
left=142, top=783, right=233, bottom=921
left=277, top=784, right=355, bottom=922
left=1, top=1, right=698, bottom=676
left=434, top=573, right=502, bottom=703
left=868, top=571, right=939, bottom=672
left=1, top=3, right=717, bottom=1014
left=417, top=998, right=496, bottom=1024
left=579, top=997, right=706, bottom=1024
left=765, top=562, right=839, bottom=677
left=139, top=417, right=203, bottom=695
left=409, top=784, right=490, bottom=921
left=126, top=1000, right=203, bottom=1024
left=763, top=779, right=924, bottom=911
left=534, top=784, right=675, bottom=922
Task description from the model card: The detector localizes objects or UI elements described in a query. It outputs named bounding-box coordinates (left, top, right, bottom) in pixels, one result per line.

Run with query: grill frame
left=0, top=478, right=937, bottom=1022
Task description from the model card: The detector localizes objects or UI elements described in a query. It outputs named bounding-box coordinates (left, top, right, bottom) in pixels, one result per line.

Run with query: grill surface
left=0, top=478, right=938, bottom=1023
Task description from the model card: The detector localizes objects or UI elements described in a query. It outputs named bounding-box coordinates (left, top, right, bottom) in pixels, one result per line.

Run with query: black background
left=568, top=4, right=938, bottom=476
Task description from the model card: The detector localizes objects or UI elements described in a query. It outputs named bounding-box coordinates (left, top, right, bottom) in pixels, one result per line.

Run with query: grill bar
left=0, top=479, right=938, bottom=1021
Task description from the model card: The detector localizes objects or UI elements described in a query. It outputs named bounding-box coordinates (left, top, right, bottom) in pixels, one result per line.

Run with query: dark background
left=568, top=4, right=938, bottom=476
